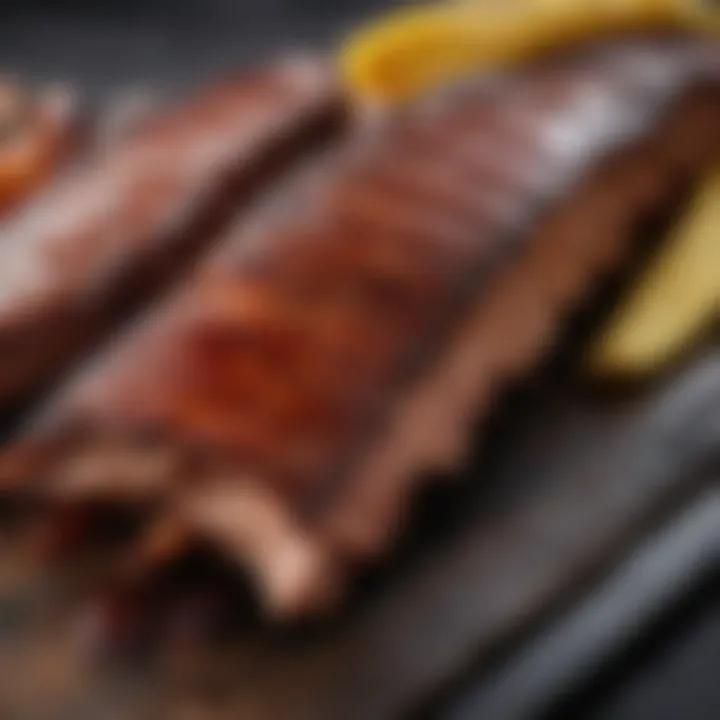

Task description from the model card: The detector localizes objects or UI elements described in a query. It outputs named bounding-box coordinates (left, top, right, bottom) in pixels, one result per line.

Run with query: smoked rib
left=0, top=57, right=345, bottom=408
left=0, top=79, right=82, bottom=217
left=1, top=39, right=719, bottom=617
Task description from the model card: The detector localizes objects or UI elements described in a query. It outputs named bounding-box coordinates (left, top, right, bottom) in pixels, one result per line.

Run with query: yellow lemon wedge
left=588, top=171, right=720, bottom=379
left=340, top=0, right=718, bottom=106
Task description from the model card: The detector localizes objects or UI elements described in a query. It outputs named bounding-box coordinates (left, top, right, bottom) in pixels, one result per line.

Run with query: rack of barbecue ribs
left=0, top=38, right=718, bottom=624
left=0, top=78, right=82, bottom=217
left=0, top=56, right=345, bottom=408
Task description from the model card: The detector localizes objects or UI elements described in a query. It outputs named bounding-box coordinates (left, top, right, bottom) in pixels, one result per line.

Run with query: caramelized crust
left=0, top=79, right=82, bottom=218
left=1, top=39, right=719, bottom=617
left=0, top=57, right=345, bottom=408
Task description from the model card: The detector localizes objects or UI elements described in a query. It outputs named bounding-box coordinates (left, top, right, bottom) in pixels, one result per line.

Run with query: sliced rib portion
left=0, top=79, right=82, bottom=217
left=0, top=56, right=345, bottom=408
left=1, top=39, right=718, bottom=618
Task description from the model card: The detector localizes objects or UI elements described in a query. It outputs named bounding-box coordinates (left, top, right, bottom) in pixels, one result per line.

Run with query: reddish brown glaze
left=0, top=57, right=345, bottom=407
left=1, top=39, right=719, bottom=619
left=0, top=79, right=81, bottom=217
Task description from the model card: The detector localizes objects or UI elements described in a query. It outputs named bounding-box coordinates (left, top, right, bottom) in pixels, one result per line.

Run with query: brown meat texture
left=0, top=56, right=345, bottom=408
left=0, top=79, right=82, bottom=217
left=1, top=38, right=719, bottom=618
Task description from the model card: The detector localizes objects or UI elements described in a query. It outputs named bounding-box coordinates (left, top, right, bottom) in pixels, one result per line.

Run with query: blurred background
left=0, top=0, right=412, bottom=95
left=0, top=1, right=717, bottom=719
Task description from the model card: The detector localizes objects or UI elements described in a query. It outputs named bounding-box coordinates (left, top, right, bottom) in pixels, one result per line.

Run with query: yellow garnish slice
left=340, top=0, right=719, bottom=106
left=588, top=171, right=720, bottom=378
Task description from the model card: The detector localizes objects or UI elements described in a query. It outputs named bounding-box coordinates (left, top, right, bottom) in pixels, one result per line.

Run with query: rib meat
left=1, top=39, right=718, bottom=620
left=0, top=56, right=345, bottom=408
left=0, top=79, right=82, bottom=217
